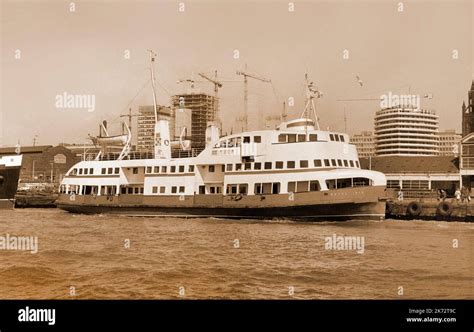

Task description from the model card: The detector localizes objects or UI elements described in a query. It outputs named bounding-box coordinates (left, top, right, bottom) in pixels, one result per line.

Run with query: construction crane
left=198, top=71, right=223, bottom=125
left=236, top=66, right=271, bottom=131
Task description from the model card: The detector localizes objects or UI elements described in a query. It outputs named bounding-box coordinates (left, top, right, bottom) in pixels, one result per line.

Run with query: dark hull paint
left=57, top=186, right=387, bottom=221
left=57, top=202, right=385, bottom=221
left=0, top=166, right=21, bottom=209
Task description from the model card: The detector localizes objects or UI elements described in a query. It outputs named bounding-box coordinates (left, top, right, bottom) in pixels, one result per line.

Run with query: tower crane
left=236, top=66, right=271, bottom=131
left=198, top=71, right=223, bottom=126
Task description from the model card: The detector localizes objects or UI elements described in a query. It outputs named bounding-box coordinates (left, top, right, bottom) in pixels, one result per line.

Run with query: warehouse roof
left=0, top=145, right=53, bottom=155
left=359, top=156, right=459, bottom=174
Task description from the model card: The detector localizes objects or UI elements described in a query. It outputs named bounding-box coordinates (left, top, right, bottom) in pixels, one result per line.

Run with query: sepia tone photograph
left=0, top=0, right=473, bottom=329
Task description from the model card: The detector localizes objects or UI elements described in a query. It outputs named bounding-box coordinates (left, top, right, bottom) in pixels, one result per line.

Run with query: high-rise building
left=137, top=106, right=175, bottom=152
left=437, top=129, right=461, bottom=156
left=171, top=93, right=217, bottom=149
left=350, top=131, right=375, bottom=157
left=374, top=106, right=439, bottom=156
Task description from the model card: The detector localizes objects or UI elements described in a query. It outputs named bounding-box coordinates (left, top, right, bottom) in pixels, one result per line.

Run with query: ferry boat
left=0, top=154, right=23, bottom=209
left=57, top=52, right=388, bottom=220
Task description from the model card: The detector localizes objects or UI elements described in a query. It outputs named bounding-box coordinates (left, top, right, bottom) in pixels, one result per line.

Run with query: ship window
left=343, top=160, right=349, bottom=167
left=310, top=181, right=320, bottom=191
left=330, top=134, right=335, bottom=141
left=227, top=184, right=238, bottom=194
left=101, top=168, right=106, bottom=175
left=337, top=160, right=343, bottom=167
left=170, top=166, right=176, bottom=173
left=189, top=165, right=195, bottom=172
left=121, top=187, right=127, bottom=194
left=337, top=178, right=352, bottom=188
left=128, top=187, right=133, bottom=194
left=84, top=168, right=88, bottom=175
left=339, top=135, right=345, bottom=142
left=309, top=134, right=317, bottom=142
left=276, top=161, right=284, bottom=169
left=245, top=163, right=252, bottom=170
left=254, top=162, right=261, bottom=170
left=272, top=183, right=280, bottom=194
left=221, top=165, right=225, bottom=172
left=239, top=184, right=248, bottom=195
left=79, top=169, right=83, bottom=175
left=353, top=178, right=371, bottom=187
left=263, top=183, right=272, bottom=194
left=134, top=187, right=140, bottom=194
left=160, top=186, right=166, bottom=194
left=296, top=181, right=309, bottom=192
left=152, top=186, right=158, bottom=194
left=288, top=134, right=297, bottom=143
left=179, top=165, right=185, bottom=173
left=210, top=187, right=216, bottom=194
left=300, top=160, right=308, bottom=168
left=297, top=134, right=306, bottom=142
left=314, top=160, right=322, bottom=167
left=355, top=161, right=360, bottom=168
left=235, top=164, right=242, bottom=171
left=89, top=168, right=94, bottom=175
left=349, top=160, right=354, bottom=167
left=287, top=161, right=295, bottom=169
left=288, top=182, right=296, bottom=193
left=243, top=136, right=251, bottom=143
left=216, top=187, right=222, bottom=194
left=72, top=169, right=77, bottom=175
left=331, top=159, right=337, bottom=167
left=324, top=159, right=330, bottom=167
left=179, top=186, right=185, bottom=193
left=278, top=134, right=287, bottom=143
left=171, top=186, right=177, bottom=194
left=264, top=162, right=272, bottom=170
left=146, top=167, right=152, bottom=173
left=162, top=166, right=167, bottom=173
left=254, top=183, right=262, bottom=194
left=226, top=164, right=233, bottom=171
left=132, top=168, right=138, bottom=174
left=254, top=136, right=261, bottom=143
left=326, top=179, right=336, bottom=190
left=154, top=166, right=160, bottom=173
left=335, top=135, right=340, bottom=142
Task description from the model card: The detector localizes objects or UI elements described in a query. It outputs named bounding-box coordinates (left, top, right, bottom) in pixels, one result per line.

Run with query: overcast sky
left=1, top=0, right=473, bottom=147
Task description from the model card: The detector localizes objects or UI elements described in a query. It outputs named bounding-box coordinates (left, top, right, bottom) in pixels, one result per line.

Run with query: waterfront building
left=360, top=156, right=459, bottom=196
left=0, top=145, right=79, bottom=185
left=350, top=131, right=375, bottom=157
left=437, top=129, right=461, bottom=156
left=374, top=106, right=439, bottom=156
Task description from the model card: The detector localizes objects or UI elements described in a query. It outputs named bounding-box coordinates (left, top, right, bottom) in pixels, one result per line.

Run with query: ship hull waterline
left=57, top=186, right=388, bottom=221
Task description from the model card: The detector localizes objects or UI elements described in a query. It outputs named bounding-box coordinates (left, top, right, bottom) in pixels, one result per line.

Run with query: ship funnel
left=206, top=123, right=220, bottom=147
left=154, top=120, right=171, bottom=159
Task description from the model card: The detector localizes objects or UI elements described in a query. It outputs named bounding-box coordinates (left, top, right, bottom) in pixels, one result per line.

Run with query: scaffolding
left=171, top=93, right=217, bottom=149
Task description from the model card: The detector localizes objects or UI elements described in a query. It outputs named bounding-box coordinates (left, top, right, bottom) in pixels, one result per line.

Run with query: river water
left=0, top=209, right=472, bottom=299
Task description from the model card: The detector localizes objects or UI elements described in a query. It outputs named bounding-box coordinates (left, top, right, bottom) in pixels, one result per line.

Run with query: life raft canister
left=436, top=201, right=454, bottom=217
left=406, top=201, right=422, bottom=217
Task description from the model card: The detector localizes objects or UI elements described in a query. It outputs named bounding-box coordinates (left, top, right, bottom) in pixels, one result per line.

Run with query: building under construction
left=137, top=105, right=175, bottom=152
left=171, top=93, right=218, bottom=149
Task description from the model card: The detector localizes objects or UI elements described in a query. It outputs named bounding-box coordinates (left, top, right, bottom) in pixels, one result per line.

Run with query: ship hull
left=57, top=186, right=387, bottom=221
left=0, top=165, right=21, bottom=209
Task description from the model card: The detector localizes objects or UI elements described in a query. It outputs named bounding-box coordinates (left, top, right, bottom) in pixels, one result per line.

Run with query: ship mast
left=300, top=74, right=322, bottom=130
left=148, top=49, right=159, bottom=123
